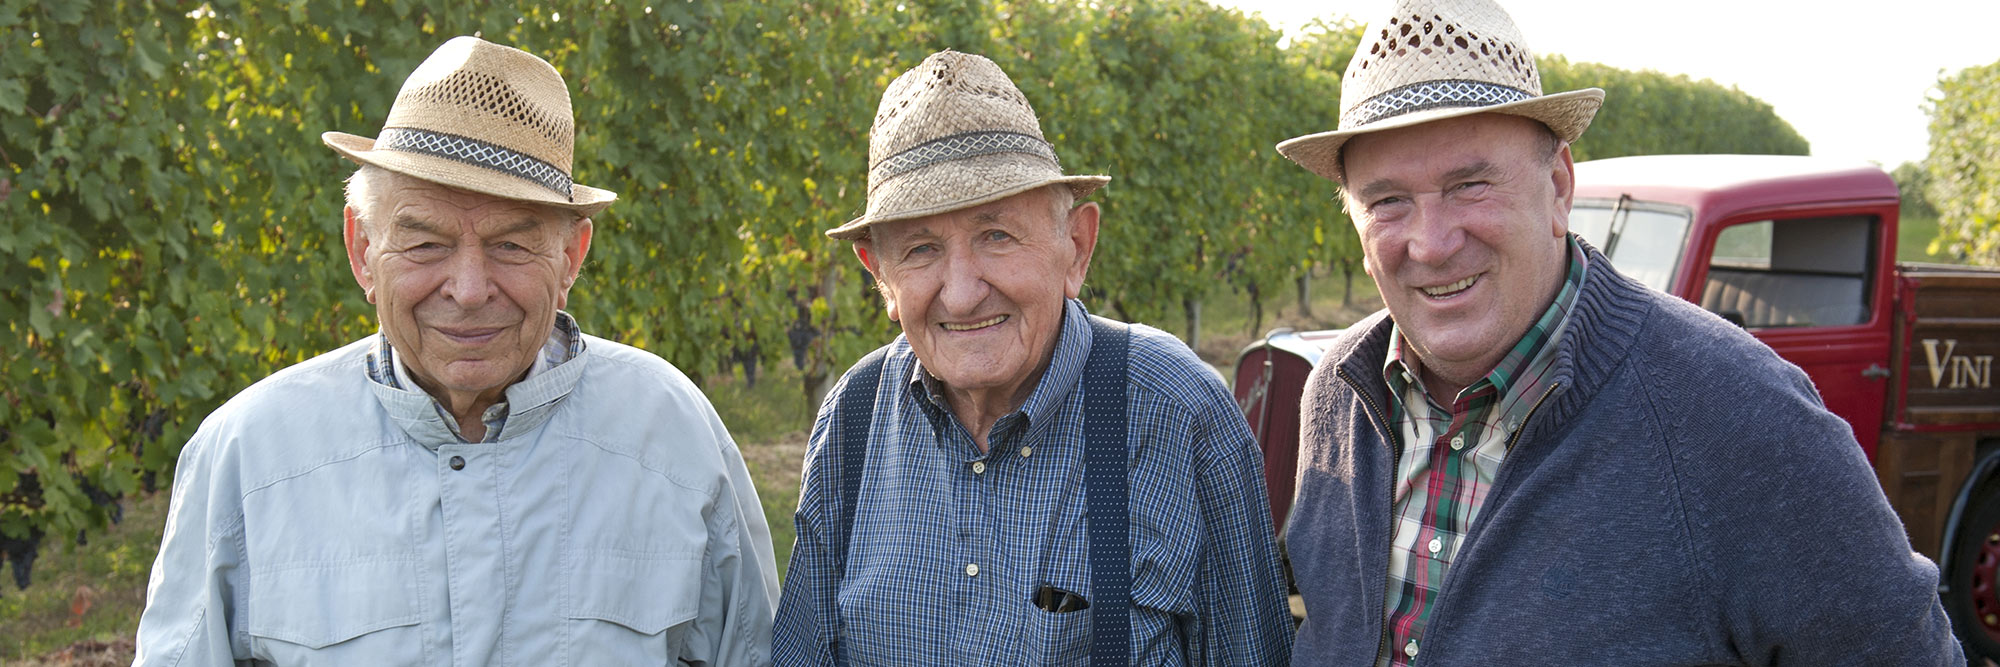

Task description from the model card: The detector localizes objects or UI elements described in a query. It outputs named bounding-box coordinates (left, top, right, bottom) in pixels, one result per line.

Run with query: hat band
left=872, top=131, right=1059, bottom=182
left=377, top=127, right=575, bottom=199
left=1341, top=79, right=1534, bottom=130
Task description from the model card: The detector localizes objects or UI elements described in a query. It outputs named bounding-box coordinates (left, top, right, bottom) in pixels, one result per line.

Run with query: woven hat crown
left=391, top=36, right=577, bottom=173
left=1275, top=0, right=1602, bottom=182
left=323, top=36, right=616, bottom=215
left=825, top=50, right=1107, bottom=240
left=1340, top=0, right=1542, bottom=130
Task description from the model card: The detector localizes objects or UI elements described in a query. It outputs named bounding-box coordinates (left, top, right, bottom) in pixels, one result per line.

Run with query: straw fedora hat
left=1277, top=0, right=1604, bottom=183
left=323, top=36, right=617, bottom=216
left=825, top=50, right=1108, bottom=241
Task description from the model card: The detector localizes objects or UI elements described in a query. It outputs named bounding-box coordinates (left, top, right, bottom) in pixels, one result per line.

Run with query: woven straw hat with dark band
left=324, top=36, right=617, bottom=216
left=1277, top=0, right=1604, bottom=183
left=826, top=50, right=1108, bottom=241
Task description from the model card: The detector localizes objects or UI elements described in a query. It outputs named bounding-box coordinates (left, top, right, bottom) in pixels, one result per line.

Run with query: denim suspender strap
left=832, top=346, right=889, bottom=667
left=1082, top=316, right=1132, bottom=667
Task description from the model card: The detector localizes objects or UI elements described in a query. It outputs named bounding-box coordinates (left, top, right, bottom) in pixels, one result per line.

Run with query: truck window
left=1570, top=199, right=1691, bottom=293
left=1701, top=215, right=1875, bottom=328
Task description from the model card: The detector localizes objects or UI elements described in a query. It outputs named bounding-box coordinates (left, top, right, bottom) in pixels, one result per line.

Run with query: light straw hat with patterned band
left=825, top=50, right=1109, bottom=241
left=1276, top=0, right=1604, bottom=183
left=323, top=36, right=617, bottom=217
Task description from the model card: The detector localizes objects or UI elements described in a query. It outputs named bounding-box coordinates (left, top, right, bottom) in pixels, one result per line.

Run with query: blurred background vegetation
left=1, top=0, right=1992, bottom=660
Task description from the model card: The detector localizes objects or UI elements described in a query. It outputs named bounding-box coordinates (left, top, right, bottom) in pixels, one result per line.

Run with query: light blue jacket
left=133, top=332, right=778, bottom=666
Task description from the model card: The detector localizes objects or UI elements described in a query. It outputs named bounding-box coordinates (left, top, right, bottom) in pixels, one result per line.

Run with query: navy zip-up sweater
left=1290, top=243, right=1962, bottom=665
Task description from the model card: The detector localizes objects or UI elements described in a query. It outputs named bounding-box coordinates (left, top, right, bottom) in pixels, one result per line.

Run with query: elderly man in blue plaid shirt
left=772, top=50, right=1295, bottom=666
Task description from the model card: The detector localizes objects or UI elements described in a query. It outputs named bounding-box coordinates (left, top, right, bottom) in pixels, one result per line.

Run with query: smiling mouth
left=436, top=327, right=504, bottom=343
left=1421, top=274, right=1480, bottom=299
left=940, top=315, right=1008, bottom=332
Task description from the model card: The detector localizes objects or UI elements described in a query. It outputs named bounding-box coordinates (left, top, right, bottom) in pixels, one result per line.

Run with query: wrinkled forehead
left=383, top=177, right=577, bottom=234
left=868, top=188, right=1062, bottom=245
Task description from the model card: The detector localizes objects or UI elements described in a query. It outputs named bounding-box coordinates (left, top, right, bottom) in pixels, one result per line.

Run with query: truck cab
left=1236, top=154, right=2000, bottom=657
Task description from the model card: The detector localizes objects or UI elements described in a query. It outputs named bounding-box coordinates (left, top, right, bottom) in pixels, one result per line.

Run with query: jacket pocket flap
left=563, top=550, right=703, bottom=635
left=246, top=560, right=421, bottom=649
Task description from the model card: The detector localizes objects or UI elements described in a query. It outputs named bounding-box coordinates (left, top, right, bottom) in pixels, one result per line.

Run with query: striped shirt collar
left=1385, top=235, right=1588, bottom=406
left=909, top=298, right=1092, bottom=451
left=365, top=311, right=586, bottom=445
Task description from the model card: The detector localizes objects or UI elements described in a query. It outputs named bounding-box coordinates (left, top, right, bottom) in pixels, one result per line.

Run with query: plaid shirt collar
left=365, top=311, right=586, bottom=445
left=1385, top=235, right=1588, bottom=409
left=909, top=299, right=1092, bottom=451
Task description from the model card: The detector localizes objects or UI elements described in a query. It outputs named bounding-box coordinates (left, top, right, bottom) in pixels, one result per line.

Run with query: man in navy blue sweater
left=1273, top=0, right=1963, bottom=664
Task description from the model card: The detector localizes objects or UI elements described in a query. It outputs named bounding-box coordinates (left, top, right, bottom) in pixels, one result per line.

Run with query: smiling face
left=856, top=187, right=1099, bottom=412
left=343, top=172, right=591, bottom=415
left=1341, top=113, right=1574, bottom=392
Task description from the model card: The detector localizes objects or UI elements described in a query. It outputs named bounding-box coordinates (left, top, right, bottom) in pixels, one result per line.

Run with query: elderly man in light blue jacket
left=132, top=37, right=778, bottom=666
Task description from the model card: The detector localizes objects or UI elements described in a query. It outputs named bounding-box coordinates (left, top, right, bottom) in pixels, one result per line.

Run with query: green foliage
left=1923, top=59, right=2000, bottom=265
left=1539, top=57, right=1810, bottom=161
left=0, top=0, right=1810, bottom=582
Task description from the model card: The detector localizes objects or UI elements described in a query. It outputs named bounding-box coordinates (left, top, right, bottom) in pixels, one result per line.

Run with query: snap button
left=449, top=455, right=465, bottom=471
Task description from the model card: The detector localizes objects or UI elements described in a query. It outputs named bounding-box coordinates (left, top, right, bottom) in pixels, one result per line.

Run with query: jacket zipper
left=1413, top=382, right=1565, bottom=661
left=1337, top=368, right=1401, bottom=666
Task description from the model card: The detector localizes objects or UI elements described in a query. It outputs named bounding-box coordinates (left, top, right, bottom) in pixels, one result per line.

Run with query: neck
left=941, top=368, right=1047, bottom=453
left=413, top=377, right=517, bottom=444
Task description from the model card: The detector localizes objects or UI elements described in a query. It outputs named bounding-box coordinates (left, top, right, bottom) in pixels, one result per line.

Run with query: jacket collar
left=368, top=313, right=591, bottom=449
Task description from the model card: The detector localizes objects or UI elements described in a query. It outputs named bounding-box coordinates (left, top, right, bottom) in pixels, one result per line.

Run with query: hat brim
left=1276, top=88, right=1605, bottom=183
left=826, top=172, right=1109, bottom=241
left=323, top=131, right=618, bottom=218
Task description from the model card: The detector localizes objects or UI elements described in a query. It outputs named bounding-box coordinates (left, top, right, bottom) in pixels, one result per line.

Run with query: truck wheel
left=1949, top=490, right=2000, bottom=659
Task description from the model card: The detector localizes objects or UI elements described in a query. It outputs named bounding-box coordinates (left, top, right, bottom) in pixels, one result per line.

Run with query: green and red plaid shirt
left=1377, top=236, right=1587, bottom=666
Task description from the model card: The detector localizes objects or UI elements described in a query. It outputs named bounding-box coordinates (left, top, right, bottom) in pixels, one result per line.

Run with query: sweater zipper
left=1337, top=368, right=1401, bottom=666
left=1414, top=382, right=1565, bottom=660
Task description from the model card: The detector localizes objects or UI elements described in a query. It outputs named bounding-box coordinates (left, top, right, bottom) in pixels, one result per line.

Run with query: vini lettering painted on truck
left=1923, top=339, right=1994, bottom=389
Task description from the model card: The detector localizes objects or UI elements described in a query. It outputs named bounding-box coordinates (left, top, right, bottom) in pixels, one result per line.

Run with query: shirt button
left=448, top=455, right=466, bottom=471
left=965, top=563, right=980, bottom=577
left=1019, top=446, right=1032, bottom=458
left=1404, top=639, right=1420, bottom=658
left=1449, top=434, right=1465, bottom=450
left=972, top=461, right=986, bottom=474
left=1428, top=537, right=1443, bottom=554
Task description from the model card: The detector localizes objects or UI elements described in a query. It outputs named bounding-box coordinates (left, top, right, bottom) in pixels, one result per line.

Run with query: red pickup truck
left=1236, top=154, right=2000, bottom=657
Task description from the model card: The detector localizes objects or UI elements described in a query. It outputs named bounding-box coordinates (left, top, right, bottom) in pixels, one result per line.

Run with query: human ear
left=1063, top=202, right=1100, bottom=299
left=343, top=206, right=376, bottom=303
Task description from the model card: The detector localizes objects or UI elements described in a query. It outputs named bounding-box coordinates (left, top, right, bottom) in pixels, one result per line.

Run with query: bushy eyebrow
left=392, top=215, right=544, bottom=238
left=1352, top=159, right=1501, bottom=202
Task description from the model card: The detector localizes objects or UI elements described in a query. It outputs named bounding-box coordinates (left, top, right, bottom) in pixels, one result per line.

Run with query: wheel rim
left=1974, top=522, right=2000, bottom=645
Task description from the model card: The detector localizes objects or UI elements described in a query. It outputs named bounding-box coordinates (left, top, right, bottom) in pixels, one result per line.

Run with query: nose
left=1403, top=195, right=1465, bottom=267
left=936, top=244, right=990, bottom=316
left=439, top=248, right=497, bottom=306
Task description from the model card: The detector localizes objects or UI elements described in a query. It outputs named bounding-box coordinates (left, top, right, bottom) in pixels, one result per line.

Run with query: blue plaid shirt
left=775, top=299, right=1293, bottom=665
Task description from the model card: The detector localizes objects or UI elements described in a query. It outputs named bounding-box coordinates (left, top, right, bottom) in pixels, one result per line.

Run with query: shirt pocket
left=563, top=549, right=705, bottom=663
left=246, top=559, right=423, bottom=662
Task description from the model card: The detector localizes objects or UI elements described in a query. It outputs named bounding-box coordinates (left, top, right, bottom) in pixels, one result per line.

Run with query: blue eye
left=985, top=230, right=1012, bottom=242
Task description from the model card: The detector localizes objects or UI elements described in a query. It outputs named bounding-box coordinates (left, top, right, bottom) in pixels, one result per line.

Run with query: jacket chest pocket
left=246, top=559, right=424, bottom=663
left=563, top=550, right=704, bottom=663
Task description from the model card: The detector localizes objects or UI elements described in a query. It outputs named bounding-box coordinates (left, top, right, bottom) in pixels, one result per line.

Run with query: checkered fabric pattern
left=377, top=127, right=575, bottom=197
left=364, top=310, right=583, bottom=443
left=872, top=130, right=1061, bottom=181
left=1342, top=79, right=1534, bottom=129
left=1376, top=237, right=1586, bottom=666
left=774, top=299, right=1294, bottom=666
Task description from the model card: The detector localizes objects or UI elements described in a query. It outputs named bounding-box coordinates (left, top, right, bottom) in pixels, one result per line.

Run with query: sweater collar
left=1331, top=236, right=1655, bottom=446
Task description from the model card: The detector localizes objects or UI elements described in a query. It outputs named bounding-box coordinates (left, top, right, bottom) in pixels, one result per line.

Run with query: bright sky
left=1216, top=0, right=2000, bottom=168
